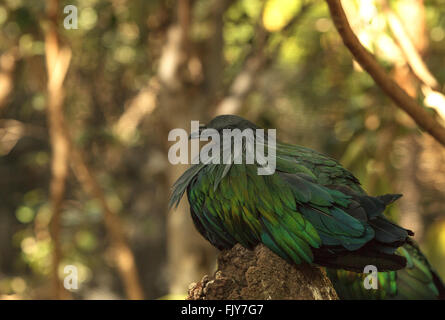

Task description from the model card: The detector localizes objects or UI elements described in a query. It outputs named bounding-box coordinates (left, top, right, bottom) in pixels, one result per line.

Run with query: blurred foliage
left=0, top=0, right=444, bottom=299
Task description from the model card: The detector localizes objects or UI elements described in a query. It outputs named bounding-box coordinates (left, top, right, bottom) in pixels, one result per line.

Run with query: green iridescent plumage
left=326, top=239, right=445, bottom=299
left=170, top=115, right=413, bottom=274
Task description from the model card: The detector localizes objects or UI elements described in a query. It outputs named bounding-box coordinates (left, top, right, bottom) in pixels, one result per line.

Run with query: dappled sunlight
left=1, top=0, right=445, bottom=300
left=262, top=0, right=302, bottom=32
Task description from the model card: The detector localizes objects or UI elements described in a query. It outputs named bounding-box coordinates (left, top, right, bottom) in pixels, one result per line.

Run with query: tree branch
left=45, top=0, right=72, bottom=300
left=213, top=2, right=313, bottom=116
left=69, top=147, right=144, bottom=299
left=383, top=3, right=445, bottom=122
left=44, top=0, right=144, bottom=299
left=325, top=0, right=445, bottom=147
left=113, top=79, right=159, bottom=142
left=0, top=48, right=18, bottom=110
left=384, top=4, right=439, bottom=90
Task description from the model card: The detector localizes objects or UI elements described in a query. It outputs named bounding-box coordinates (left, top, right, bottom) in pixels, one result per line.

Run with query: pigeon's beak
left=189, top=124, right=206, bottom=140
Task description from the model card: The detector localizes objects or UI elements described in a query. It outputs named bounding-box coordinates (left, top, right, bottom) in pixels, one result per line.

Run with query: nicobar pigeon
left=169, top=115, right=442, bottom=298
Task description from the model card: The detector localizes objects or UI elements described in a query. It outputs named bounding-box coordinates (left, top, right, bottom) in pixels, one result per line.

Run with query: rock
left=187, top=243, right=338, bottom=300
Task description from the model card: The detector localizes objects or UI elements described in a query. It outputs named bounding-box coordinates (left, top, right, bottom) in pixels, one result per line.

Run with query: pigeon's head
left=207, top=115, right=258, bottom=130
left=204, top=114, right=258, bottom=132
left=189, top=115, right=260, bottom=139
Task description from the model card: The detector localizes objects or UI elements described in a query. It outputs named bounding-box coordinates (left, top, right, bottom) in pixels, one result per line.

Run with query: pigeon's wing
left=187, top=163, right=322, bottom=264
left=187, top=161, right=407, bottom=271
left=275, top=142, right=364, bottom=192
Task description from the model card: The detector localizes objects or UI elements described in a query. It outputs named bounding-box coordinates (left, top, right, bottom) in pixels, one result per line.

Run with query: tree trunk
left=187, top=244, right=338, bottom=300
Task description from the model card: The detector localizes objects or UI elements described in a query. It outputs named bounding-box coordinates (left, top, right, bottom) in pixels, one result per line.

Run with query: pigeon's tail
left=314, top=249, right=407, bottom=272
left=432, top=271, right=445, bottom=300
left=377, top=193, right=403, bottom=205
